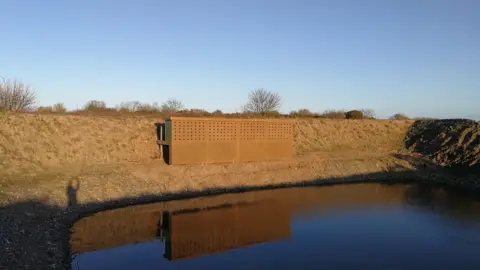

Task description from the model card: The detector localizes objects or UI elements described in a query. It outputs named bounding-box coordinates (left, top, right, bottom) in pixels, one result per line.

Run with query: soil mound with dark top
left=404, top=119, right=480, bottom=167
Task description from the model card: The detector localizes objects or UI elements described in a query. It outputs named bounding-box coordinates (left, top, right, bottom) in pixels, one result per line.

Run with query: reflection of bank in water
left=161, top=202, right=291, bottom=261
left=70, top=184, right=406, bottom=258
left=403, top=184, right=480, bottom=222
left=70, top=199, right=291, bottom=261
left=70, top=183, right=480, bottom=261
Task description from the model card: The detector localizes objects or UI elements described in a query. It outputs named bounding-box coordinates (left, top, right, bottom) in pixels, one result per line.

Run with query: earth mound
left=404, top=119, right=480, bottom=167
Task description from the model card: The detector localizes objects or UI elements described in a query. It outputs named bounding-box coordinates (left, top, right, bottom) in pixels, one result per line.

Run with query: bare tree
left=321, top=109, right=346, bottom=119
left=117, top=101, right=160, bottom=113
left=360, top=108, right=375, bottom=119
left=243, top=88, right=282, bottom=114
left=137, top=102, right=160, bottom=113
left=52, top=103, right=67, bottom=113
left=0, top=78, right=36, bottom=112
left=37, top=103, right=67, bottom=113
left=117, top=101, right=142, bottom=112
left=83, top=100, right=107, bottom=111
left=161, top=98, right=184, bottom=112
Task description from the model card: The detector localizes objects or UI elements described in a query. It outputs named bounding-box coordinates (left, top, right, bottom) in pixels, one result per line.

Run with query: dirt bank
left=1, top=114, right=479, bottom=269
left=0, top=113, right=419, bottom=208
left=0, top=113, right=412, bottom=182
left=405, top=119, right=480, bottom=167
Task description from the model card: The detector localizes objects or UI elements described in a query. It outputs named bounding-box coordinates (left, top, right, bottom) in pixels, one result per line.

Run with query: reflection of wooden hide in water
left=164, top=201, right=291, bottom=261
left=71, top=200, right=290, bottom=258
left=71, top=183, right=480, bottom=257
left=70, top=184, right=407, bottom=255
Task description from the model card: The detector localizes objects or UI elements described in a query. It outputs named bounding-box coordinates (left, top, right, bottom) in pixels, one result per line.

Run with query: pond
left=70, top=183, right=480, bottom=270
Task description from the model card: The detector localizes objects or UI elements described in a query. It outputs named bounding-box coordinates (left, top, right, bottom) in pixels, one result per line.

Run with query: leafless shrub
left=117, top=101, right=160, bottom=113
left=290, top=108, right=314, bottom=118
left=52, top=103, right=67, bottom=113
left=36, top=106, right=54, bottom=113
left=190, top=108, right=211, bottom=116
left=37, top=103, right=67, bottom=113
left=0, top=78, right=36, bottom=112
left=83, top=100, right=107, bottom=111
left=161, top=99, right=184, bottom=113
left=263, top=110, right=282, bottom=118
left=212, top=109, right=223, bottom=115
left=174, top=108, right=211, bottom=117
left=242, top=89, right=282, bottom=115
left=321, top=109, right=346, bottom=119
left=360, top=108, right=375, bottom=119
left=136, top=102, right=160, bottom=113
left=117, top=101, right=142, bottom=112
left=390, top=113, right=410, bottom=120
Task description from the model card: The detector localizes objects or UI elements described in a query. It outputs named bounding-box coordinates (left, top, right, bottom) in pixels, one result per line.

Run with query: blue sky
left=1, top=0, right=479, bottom=119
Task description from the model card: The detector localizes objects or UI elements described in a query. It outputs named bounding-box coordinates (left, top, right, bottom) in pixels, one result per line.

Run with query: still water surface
left=71, top=183, right=480, bottom=270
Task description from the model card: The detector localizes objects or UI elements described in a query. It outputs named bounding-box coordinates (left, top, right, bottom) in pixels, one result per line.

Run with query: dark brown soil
left=404, top=119, right=480, bottom=168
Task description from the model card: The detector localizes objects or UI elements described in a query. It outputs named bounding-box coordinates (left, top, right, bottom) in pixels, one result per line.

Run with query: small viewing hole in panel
left=208, top=120, right=237, bottom=141
left=173, top=120, right=292, bottom=141
left=173, top=120, right=206, bottom=141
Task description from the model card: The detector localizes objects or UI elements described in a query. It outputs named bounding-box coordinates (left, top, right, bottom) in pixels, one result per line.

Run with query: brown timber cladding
left=167, top=117, right=294, bottom=165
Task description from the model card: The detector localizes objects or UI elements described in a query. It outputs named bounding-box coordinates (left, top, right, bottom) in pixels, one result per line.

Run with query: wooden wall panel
left=206, top=141, right=237, bottom=163
left=168, top=117, right=293, bottom=165
left=170, top=141, right=208, bottom=165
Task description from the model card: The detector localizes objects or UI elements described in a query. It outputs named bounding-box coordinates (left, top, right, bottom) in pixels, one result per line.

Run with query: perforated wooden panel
left=168, top=117, right=293, bottom=165
left=267, top=122, right=293, bottom=140
left=172, top=120, right=206, bottom=141
left=208, top=120, right=237, bottom=141
left=239, top=121, right=266, bottom=140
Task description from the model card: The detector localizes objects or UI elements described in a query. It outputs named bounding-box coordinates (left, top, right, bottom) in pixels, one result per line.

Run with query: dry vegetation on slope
left=0, top=114, right=413, bottom=179
left=0, top=114, right=161, bottom=178
left=293, top=118, right=411, bottom=154
left=4, top=114, right=480, bottom=270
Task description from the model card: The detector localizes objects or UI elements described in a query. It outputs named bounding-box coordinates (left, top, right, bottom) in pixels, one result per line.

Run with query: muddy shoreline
left=1, top=155, right=479, bottom=270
